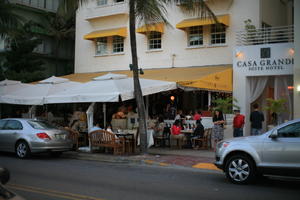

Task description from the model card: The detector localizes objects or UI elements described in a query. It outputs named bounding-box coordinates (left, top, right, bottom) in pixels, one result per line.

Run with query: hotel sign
left=233, top=43, right=294, bottom=76
left=236, top=58, right=294, bottom=71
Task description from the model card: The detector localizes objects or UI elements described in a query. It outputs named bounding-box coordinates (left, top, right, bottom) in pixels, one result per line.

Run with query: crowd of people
left=151, top=103, right=265, bottom=150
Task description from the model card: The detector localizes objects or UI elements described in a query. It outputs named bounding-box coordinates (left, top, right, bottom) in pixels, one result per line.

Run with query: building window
left=148, top=32, right=161, bottom=50
left=114, top=0, right=124, bottom=3
left=112, top=36, right=124, bottom=53
left=97, top=0, right=108, bottom=6
left=211, top=24, right=226, bottom=45
left=96, top=37, right=108, bottom=55
left=188, top=26, right=203, bottom=47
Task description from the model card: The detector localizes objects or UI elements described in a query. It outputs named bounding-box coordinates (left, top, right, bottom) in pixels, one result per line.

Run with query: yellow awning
left=136, top=23, right=164, bottom=34
left=176, top=14, right=230, bottom=29
left=60, top=65, right=232, bottom=92
left=84, top=27, right=127, bottom=40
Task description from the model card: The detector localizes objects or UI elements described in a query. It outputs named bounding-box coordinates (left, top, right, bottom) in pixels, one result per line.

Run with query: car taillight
left=36, top=133, right=51, bottom=140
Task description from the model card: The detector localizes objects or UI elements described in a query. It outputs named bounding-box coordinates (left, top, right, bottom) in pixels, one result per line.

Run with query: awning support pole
left=146, top=96, right=149, bottom=119
left=208, top=91, right=212, bottom=107
left=86, top=102, right=95, bottom=152
left=28, top=105, right=36, bottom=118
left=103, top=103, right=106, bottom=128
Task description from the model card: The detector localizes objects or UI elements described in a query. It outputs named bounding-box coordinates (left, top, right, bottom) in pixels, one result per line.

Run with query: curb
left=63, top=152, right=219, bottom=171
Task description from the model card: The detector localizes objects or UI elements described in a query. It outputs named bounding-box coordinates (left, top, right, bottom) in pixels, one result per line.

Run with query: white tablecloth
left=137, top=129, right=154, bottom=148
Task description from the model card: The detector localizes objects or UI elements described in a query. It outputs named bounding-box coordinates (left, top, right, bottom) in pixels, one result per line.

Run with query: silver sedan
left=0, top=118, right=72, bottom=158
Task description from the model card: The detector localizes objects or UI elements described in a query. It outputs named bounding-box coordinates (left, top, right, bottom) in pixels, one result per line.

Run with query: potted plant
left=264, top=98, right=287, bottom=127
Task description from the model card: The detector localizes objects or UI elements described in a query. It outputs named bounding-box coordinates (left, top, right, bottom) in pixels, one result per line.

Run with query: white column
left=208, top=91, right=212, bottom=106
left=294, top=0, right=300, bottom=119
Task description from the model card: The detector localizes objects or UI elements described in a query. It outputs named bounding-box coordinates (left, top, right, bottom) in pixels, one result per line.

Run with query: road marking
left=144, top=160, right=154, bottom=164
left=192, top=163, right=221, bottom=171
left=159, top=162, right=170, bottom=166
left=7, top=183, right=106, bottom=200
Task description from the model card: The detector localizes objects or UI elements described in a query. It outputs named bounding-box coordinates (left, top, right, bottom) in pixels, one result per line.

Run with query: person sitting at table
left=105, top=124, right=114, bottom=133
left=170, top=120, right=186, bottom=148
left=89, top=122, right=102, bottom=133
left=112, top=107, right=127, bottom=119
left=154, top=116, right=165, bottom=137
left=174, top=110, right=184, bottom=120
left=185, top=110, right=193, bottom=120
left=191, top=119, right=205, bottom=148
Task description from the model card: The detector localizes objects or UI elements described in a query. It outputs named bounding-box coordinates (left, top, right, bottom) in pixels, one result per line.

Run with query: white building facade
left=75, top=0, right=295, bottom=134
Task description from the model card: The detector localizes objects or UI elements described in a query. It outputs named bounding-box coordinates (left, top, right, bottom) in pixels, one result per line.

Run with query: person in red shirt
left=193, top=110, right=202, bottom=121
left=171, top=120, right=186, bottom=148
left=233, top=109, right=245, bottom=137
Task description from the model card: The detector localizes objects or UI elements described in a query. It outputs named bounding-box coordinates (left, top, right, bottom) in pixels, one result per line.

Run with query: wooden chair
left=64, top=127, right=79, bottom=150
left=89, top=130, right=125, bottom=155
left=192, top=128, right=212, bottom=150
left=154, top=127, right=171, bottom=147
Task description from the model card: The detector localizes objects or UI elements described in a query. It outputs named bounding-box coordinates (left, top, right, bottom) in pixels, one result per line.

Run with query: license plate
left=55, top=134, right=66, bottom=140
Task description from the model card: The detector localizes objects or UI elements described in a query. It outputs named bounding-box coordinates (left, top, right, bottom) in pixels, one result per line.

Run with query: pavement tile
left=64, top=148, right=217, bottom=171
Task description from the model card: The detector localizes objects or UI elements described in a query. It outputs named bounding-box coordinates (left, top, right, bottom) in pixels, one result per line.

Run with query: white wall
left=261, top=0, right=292, bottom=27
left=75, top=0, right=261, bottom=73
left=233, top=43, right=294, bottom=135
left=294, top=0, right=300, bottom=119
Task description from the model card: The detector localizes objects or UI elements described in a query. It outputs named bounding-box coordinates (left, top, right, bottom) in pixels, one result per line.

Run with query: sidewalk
left=62, top=147, right=220, bottom=171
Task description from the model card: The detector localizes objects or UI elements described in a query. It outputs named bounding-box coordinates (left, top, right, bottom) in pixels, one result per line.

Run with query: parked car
left=0, top=167, right=25, bottom=200
left=215, top=118, right=300, bottom=184
left=0, top=118, right=73, bottom=158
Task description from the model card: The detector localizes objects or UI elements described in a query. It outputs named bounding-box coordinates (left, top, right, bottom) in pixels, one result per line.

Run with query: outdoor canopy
left=0, top=76, right=82, bottom=105
left=60, top=66, right=233, bottom=92
left=44, top=73, right=177, bottom=104
left=0, top=79, right=33, bottom=103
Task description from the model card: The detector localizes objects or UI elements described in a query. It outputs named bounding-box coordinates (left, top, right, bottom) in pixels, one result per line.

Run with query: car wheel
left=15, top=141, right=31, bottom=159
left=225, top=154, right=256, bottom=184
left=50, top=152, right=63, bottom=157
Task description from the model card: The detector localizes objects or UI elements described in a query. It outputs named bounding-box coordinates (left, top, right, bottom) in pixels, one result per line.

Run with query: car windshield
left=27, top=120, right=57, bottom=130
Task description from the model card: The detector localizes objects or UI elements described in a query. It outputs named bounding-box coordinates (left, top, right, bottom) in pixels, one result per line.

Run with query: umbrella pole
left=146, top=96, right=149, bottom=119
left=103, top=103, right=106, bottom=128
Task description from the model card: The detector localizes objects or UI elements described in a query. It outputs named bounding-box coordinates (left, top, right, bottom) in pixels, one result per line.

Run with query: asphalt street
left=0, top=152, right=300, bottom=200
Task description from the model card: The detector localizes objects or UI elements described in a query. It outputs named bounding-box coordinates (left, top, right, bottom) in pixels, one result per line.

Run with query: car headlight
left=217, top=141, right=230, bottom=149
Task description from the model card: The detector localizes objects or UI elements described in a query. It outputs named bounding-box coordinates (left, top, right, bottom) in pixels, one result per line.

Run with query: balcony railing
left=85, top=0, right=128, bottom=20
left=10, top=0, right=59, bottom=12
left=236, top=25, right=294, bottom=46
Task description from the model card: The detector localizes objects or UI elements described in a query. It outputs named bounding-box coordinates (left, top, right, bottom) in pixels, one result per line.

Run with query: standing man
left=233, top=110, right=245, bottom=137
left=250, top=103, right=265, bottom=135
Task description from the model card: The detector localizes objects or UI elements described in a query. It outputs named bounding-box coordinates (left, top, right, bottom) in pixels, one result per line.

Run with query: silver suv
left=215, top=118, right=300, bottom=184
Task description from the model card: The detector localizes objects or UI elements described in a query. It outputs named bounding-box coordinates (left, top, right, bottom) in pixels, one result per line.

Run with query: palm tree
left=0, top=0, right=22, bottom=38
left=40, top=11, right=75, bottom=75
left=71, top=0, right=217, bottom=153
left=129, top=0, right=217, bottom=153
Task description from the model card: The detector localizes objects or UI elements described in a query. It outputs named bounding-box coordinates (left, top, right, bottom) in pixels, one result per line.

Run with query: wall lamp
left=235, top=51, right=243, bottom=58
left=288, top=48, right=295, bottom=56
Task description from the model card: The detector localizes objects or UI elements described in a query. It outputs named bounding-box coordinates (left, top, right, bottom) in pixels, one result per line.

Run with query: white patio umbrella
left=0, top=79, right=32, bottom=103
left=0, top=76, right=82, bottom=105
left=44, top=73, right=177, bottom=104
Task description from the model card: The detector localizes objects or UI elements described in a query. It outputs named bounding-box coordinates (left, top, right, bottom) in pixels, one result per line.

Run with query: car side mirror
left=269, top=130, right=278, bottom=139
left=0, top=167, right=10, bottom=185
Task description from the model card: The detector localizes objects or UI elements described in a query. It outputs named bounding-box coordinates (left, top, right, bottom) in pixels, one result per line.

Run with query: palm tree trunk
left=129, top=0, right=147, bottom=153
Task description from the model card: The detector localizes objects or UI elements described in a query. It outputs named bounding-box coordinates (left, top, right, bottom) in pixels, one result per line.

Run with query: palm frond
left=0, top=0, right=23, bottom=38
left=168, top=0, right=218, bottom=23
left=135, top=0, right=169, bottom=26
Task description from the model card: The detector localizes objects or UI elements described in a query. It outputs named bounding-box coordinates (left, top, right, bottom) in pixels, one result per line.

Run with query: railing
left=10, top=0, right=58, bottom=12
left=236, top=25, right=294, bottom=46
left=85, top=0, right=128, bottom=20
